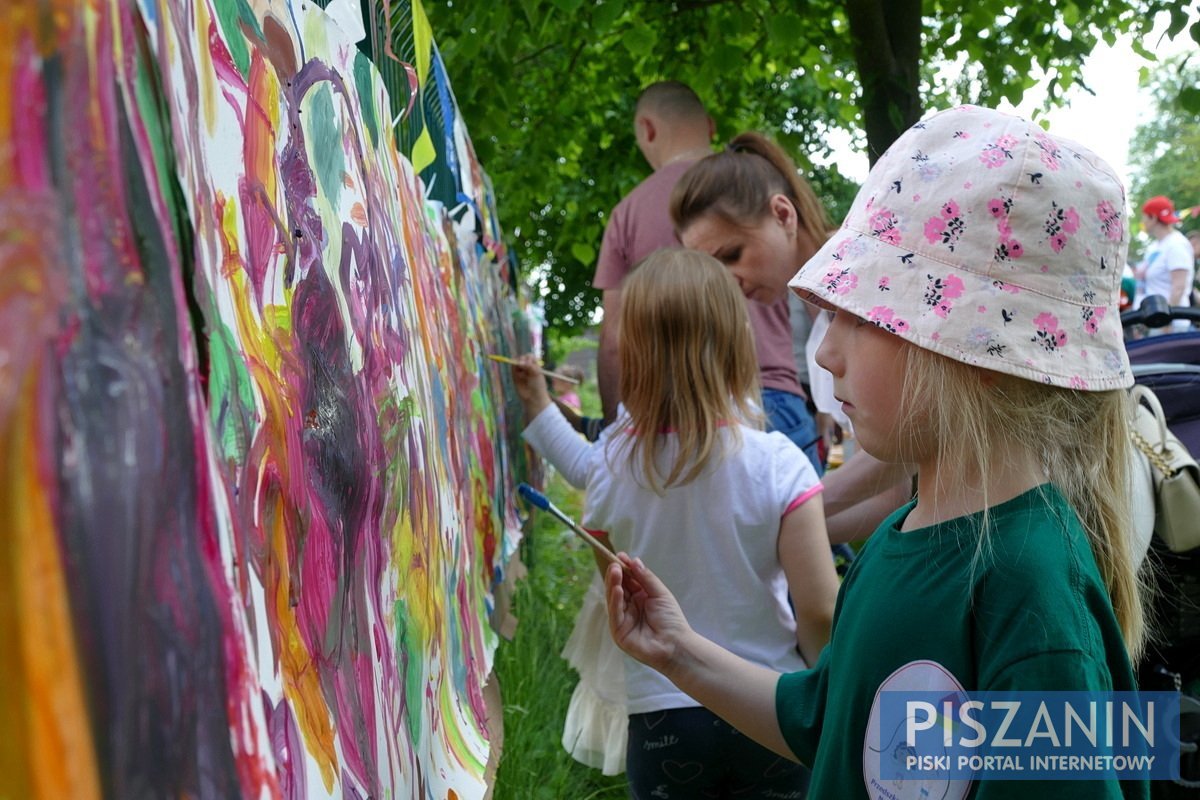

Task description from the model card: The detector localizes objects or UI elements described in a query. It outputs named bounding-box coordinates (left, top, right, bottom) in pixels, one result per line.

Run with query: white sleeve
left=772, top=434, right=823, bottom=517
left=522, top=404, right=598, bottom=490
left=1166, top=236, right=1195, bottom=272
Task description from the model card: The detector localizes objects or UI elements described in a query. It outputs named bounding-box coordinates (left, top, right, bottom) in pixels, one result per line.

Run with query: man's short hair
left=635, top=81, right=707, bottom=123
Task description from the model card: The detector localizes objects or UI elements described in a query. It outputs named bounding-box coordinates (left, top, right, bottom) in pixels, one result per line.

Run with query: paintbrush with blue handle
left=517, top=482, right=623, bottom=568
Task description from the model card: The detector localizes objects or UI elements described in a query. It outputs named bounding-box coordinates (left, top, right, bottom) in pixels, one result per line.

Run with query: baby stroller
left=1122, top=295, right=1200, bottom=796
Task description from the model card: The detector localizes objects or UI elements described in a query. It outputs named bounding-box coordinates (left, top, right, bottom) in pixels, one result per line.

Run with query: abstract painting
left=0, top=1, right=528, bottom=797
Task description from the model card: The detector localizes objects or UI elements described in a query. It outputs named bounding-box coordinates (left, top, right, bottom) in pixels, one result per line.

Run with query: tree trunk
left=843, top=0, right=923, bottom=164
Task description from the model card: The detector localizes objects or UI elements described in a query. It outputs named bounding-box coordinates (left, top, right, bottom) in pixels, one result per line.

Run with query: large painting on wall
left=0, top=1, right=528, bottom=797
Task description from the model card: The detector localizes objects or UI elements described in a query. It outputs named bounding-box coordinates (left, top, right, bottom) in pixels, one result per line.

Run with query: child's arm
left=514, top=353, right=599, bottom=488
left=605, top=555, right=799, bottom=761
left=824, top=477, right=912, bottom=544
left=820, top=449, right=913, bottom=518
left=778, top=495, right=838, bottom=665
left=511, top=353, right=552, bottom=420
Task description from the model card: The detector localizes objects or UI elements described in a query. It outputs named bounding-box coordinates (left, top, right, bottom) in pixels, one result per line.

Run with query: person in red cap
left=1135, top=195, right=1194, bottom=333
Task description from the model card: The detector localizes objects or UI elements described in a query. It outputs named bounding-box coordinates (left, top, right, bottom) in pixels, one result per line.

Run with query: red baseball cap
left=1142, top=195, right=1182, bottom=224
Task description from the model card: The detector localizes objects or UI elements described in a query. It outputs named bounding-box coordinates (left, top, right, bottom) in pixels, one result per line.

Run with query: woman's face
left=679, top=198, right=800, bottom=304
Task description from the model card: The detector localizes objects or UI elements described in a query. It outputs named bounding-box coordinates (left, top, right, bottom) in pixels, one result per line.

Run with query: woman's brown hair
left=670, top=132, right=831, bottom=247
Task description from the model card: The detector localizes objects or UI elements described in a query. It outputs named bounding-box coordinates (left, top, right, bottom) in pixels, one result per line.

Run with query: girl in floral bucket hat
left=603, top=106, right=1150, bottom=798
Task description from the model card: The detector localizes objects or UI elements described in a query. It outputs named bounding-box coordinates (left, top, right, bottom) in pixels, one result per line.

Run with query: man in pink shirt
left=593, top=82, right=823, bottom=473
left=594, top=81, right=714, bottom=424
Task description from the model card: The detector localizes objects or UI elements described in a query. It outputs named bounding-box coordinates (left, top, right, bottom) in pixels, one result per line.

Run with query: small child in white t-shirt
left=512, top=248, right=838, bottom=796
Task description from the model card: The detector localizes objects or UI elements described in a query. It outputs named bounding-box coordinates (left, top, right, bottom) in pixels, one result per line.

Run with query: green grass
left=493, top=471, right=627, bottom=800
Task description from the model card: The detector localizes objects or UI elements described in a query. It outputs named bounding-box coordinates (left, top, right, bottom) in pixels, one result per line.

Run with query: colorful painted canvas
left=0, top=1, right=528, bottom=797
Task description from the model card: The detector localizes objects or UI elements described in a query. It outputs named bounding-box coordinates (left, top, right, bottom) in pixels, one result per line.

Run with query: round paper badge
left=863, top=660, right=972, bottom=800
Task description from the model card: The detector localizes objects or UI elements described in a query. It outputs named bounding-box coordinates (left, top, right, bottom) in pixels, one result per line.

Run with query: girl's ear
left=769, top=193, right=797, bottom=235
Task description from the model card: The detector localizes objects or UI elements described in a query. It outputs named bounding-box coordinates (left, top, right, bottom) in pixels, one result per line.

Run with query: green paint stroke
left=393, top=600, right=424, bottom=747
left=354, top=52, right=380, bottom=150
left=207, top=319, right=257, bottom=464
left=379, top=392, right=414, bottom=496
left=309, top=85, right=345, bottom=207
left=212, top=0, right=263, bottom=80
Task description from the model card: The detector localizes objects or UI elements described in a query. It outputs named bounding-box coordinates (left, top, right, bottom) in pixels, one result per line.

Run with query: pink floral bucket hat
left=790, top=105, right=1132, bottom=391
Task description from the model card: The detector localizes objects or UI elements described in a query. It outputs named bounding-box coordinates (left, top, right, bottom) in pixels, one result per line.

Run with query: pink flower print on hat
left=830, top=234, right=869, bottom=264
left=1034, top=132, right=1063, bottom=171
left=788, top=105, right=1133, bottom=391
left=1082, top=305, right=1107, bottom=335
left=868, top=306, right=910, bottom=334
left=821, top=267, right=858, bottom=295
left=979, top=134, right=1018, bottom=168
left=924, top=273, right=965, bottom=318
left=1044, top=202, right=1080, bottom=253
left=988, top=195, right=1013, bottom=219
left=868, top=207, right=902, bottom=245
left=923, top=200, right=966, bottom=251
left=1032, top=312, right=1067, bottom=352
left=995, top=235, right=1025, bottom=263
left=1096, top=200, right=1123, bottom=242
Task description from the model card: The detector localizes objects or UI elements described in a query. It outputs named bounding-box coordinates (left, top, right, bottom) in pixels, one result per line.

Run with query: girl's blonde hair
left=898, top=346, right=1148, bottom=660
left=669, top=131, right=831, bottom=246
left=617, top=249, right=761, bottom=494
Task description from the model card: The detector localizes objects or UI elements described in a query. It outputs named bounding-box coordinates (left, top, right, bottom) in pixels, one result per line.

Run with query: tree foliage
left=1129, top=52, right=1200, bottom=235
left=428, top=0, right=1197, bottom=333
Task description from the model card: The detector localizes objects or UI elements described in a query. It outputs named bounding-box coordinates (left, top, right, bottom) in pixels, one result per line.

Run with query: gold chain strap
left=1131, top=429, right=1177, bottom=477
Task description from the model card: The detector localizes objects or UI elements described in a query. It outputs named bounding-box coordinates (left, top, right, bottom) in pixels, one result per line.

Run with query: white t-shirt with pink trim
left=522, top=403, right=822, bottom=714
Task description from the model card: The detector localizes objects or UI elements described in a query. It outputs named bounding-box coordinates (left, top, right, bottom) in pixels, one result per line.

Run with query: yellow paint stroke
left=269, top=499, right=338, bottom=792
left=0, top=369, right=102, bottom=800
left=196, top=0, right=217, bottom=133
left=408, top=0, right=435, bottom=173
left=218, top=191, right=244, bottom=278
left=411, top=0, right=432, bottom=84
left=220, top=198, right=291, bottom=376
left=411, top=127, right=435, bottom=175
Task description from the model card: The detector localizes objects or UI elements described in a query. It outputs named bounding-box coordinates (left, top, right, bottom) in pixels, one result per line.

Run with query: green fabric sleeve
left=972, top=651, right=1147, bottom=800
left=774, top=644, right=831, bottom=767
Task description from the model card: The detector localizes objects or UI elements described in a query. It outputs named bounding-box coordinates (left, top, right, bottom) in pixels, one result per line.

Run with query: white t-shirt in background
left=1140, top=229, right=1195, bottom=333
left=522, top=404, right=822, bottom=714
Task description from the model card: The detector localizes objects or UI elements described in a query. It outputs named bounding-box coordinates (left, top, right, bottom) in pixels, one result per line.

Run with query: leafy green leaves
left=1129, top=53, right=1200, bottom=231
left=426, top=0, right=1198, bottom=333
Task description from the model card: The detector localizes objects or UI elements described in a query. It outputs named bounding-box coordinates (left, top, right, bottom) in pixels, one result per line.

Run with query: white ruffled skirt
left=560, top=575, right=628, bottom=775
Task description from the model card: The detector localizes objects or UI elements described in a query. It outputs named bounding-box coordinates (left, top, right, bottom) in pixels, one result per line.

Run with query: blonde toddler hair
left=617, top=249, right=762, bottom=494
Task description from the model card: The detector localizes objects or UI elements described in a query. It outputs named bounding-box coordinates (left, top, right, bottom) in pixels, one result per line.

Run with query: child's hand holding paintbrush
left=505, top=353, right=556, bottom=421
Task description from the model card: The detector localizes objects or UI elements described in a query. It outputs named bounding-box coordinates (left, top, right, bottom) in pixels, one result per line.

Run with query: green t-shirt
left=776, top=484, right=1145, bottom=799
